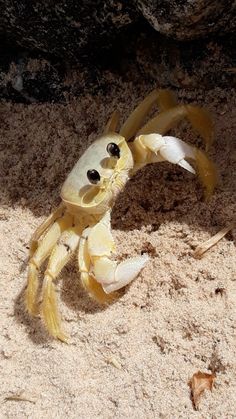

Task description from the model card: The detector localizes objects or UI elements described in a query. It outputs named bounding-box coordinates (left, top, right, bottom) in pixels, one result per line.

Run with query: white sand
left=0, top=82, right=236, bottom=418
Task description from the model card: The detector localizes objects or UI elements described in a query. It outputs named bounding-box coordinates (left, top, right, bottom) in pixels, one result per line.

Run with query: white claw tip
left=178, top=159, right=196, bottom=174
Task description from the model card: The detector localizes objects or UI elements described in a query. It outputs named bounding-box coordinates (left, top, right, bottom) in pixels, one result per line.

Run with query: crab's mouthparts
left=82, top=185, right=101, bottom=205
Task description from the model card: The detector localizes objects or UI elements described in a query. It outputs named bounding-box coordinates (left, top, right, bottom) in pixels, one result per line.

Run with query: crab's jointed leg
left=119, top=89, right=213, bottom=150
left=29, top=202, right=65, bottom=256
left=119, top=89, right=179, bottom=141
left=131, top=134, right=217, bottom=199
left=156, top=89, right=178, bottom=112
left=86, top=211, right=149, bottom=294
left=26, top=212, right=73, bottom=316
left=137, top=105, right=214, bottom=151
left=41, top=227, right=81, bottom=342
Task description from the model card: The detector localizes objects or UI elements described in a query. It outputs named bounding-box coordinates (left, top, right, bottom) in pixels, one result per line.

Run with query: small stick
left=193, top=223, right=235, bottom=259
left=4, top=390, right=38, bottom=404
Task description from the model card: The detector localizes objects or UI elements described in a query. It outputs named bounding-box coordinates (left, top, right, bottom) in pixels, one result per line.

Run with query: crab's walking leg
left=29, top=202, right=65, bottom=256
left=131, top=134, right=217, bottom=199
left=78, top=227, right=116, bottom=304
left=26, top=213, right=73, bottom=316
left=41, top=227, right=80, bottom=341
left=155, top=89, right=178, bottom=112
left=87, top=211, right=149, bottom=294
left=119, top=89, right=174, bottom=141
left=137, top=105, right=214, bottom=151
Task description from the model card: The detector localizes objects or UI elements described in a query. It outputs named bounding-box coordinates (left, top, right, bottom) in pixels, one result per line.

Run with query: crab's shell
left=61, top=133, right=133, bottom=215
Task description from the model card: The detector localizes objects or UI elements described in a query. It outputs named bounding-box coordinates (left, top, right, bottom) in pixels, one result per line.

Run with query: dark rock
left=136, top=31, right=236, bottom=88
left=0, top=48, right=111, bottom=103
left=0, top=43, right=67, bottom=102
left=0, top=1, right=139, bottom=62
left=136, top=0, right=236, bottom=40
left=1, top=32, right=235, bottom=103
left=0, top=21, right=235, bottom=103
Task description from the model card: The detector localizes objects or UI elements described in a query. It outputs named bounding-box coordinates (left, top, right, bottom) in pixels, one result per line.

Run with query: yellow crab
left=25, top=90, right=216, bottom=341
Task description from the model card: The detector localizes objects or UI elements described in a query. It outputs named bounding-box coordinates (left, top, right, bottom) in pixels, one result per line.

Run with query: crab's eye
left=87, top=169, right=100, bottom=184
left=106, top=142, right=120, bottom=159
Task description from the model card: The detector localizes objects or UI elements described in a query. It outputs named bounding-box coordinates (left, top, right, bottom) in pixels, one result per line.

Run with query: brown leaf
left=189, top=371, right=215, bottom=409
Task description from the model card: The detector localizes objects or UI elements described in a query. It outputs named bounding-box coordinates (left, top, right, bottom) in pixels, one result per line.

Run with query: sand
left=0, top=79, right=236, bottom=418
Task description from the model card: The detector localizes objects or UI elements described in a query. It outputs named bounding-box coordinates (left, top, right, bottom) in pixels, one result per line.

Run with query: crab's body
left=61, top=133, right=133, bottom=215
left=25, top=90, right=217, bottom=341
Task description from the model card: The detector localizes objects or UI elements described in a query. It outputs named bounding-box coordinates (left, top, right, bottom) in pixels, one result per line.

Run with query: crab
left=25, top=89, right=217, bottom=341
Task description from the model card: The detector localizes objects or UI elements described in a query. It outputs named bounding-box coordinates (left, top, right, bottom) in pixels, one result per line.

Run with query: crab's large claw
left=85, top=211, right=148, bottom=294
left=132, top=134, right=217, bottom=199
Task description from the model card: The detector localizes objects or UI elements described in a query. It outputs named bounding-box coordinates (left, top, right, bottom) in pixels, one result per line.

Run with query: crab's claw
left=81, top=211, right=149, bottom=295
left=119, top=89, right=213, bottom=150
left=132, top=134, right=217, bottom=199
left=94, top=254, right=149, bottom=294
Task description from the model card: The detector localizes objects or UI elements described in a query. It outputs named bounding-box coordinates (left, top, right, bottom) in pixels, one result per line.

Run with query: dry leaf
left=4, top=390, right=38, bottom=404
left=189, top=371, right=215, bottom=409
left=193, top=223, right=235, bottom=259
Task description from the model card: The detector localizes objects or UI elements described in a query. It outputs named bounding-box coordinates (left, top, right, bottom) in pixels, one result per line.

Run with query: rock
left=0, top=1, right=139, bottom=62
left=0, top=49, right=107, bottom=102
left=0, top=0, right=235, bottom=64
left=136, top=31, right=236, bottom=88
left=136, top=0, right=236, bottom=40
left=0, top=29, right=235, bottom=103
left=0, top=53, right=64, bottom=102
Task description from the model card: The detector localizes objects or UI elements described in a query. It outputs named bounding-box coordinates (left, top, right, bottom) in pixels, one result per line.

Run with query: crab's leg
left=78, top=227, right=116, bottom=304
left=119, top=90, right=179, bottom=141
left=26, top=213, right=73, bottom=316
left=104, top=110, right=120, bottom=134
left=29, top=202, right=65, bottom=256
left=87, top=211, right=149, bottom=294
left=137, top=105, right=214, bottom=151
left=156, top=89, right=178, bottom=112
left=41, top=227, right=80, bottom=342
left=131, top=134, right=217, bottom=199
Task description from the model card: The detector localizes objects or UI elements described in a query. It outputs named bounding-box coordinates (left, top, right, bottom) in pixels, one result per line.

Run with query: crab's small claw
left=86, top=211, right=149, bottom=293
left=78, top=226, right=117, bottom=304
left=96, top=254, right=149, bottom=294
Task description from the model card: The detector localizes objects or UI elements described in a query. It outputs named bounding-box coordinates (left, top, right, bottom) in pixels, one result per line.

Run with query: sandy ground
left=0, top=79, right=236, bottom=418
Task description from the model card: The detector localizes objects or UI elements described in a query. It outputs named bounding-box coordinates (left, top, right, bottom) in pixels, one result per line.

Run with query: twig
left=193, top=223, right=235, bottom=259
